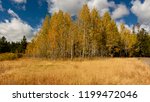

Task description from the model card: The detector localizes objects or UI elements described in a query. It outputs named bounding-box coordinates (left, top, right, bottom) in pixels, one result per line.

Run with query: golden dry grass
left=0, top=58, right=150, bottom=85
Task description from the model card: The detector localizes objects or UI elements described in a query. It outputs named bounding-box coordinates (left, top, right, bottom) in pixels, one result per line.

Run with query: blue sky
left=0, top=0, right=149, bottom=41
left=0, top=0, right=48, bottom=27
left=111, top=0, right=138, bottom=25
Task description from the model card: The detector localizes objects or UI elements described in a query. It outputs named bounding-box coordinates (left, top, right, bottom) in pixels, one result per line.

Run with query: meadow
left=0, top=58, right=150, bottom=85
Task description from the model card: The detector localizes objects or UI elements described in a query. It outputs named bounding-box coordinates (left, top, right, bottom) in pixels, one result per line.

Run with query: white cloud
left=88, top=0, right=116, bottom=15
left=47, top=0, right=87, bottom=15
left=117, top=21, right=150, bottom=33
left=131, top=0, right=150, bottom=25
left=0, top=0, right=4, bottom=11
left=116, top=20, right=133, bottom=32
left=11, top=0, right=26, bottom=4
left=0, top=18, right=33, bottom=42
left=8, top=9, right=19, bottom=19
left=0, top=9, right=35, bottom=42
left=134, top=24, right=150, bottom=33
left=46, top=0, right=129, bottom=19
left=46, top=0, right=117, bottom=15
left=112, top=4, right=129, bottom=20
left=140, top=24, right=150, bottom=32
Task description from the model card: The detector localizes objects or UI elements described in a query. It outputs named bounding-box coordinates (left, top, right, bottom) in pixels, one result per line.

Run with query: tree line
left=26, top=4, right=150, bottom=59
left=0, top=36, right=27, bottom=54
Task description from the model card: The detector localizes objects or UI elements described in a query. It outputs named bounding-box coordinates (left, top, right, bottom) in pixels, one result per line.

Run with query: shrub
left=0, top=53, right=22, bottom=61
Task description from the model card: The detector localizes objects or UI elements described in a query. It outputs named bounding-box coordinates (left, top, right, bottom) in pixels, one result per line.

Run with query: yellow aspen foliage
left=78, top=4, right=91, bottom=57
left=120, top=23, right=137, bottom=56
left=26, top=4, right=148, bottom=58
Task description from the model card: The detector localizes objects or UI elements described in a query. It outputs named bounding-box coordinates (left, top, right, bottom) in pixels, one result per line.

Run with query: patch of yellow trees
left=26, top=4, right=144, bottom=59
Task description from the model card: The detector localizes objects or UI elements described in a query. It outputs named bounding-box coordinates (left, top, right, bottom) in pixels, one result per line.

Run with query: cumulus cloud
left=135, top=24, right=150, bottom=32
left=0, top=9, right=34, bottom=42
left=0, top=18, right=33, bottom=42
left=131, top=0, right=150, bottom=25
left=8, top=9, right=19, bottom=19
left=117, top=20, right=150, bottom=33
left=11, top=0, right=26, bottom=4
left=140, top=24, right=150, bottom=32
left=116, top=20, right=133, bottom=32
left=47, top=0, right=86, bottom=15
left=46, top=0, right=129, bottom=19
left=112, top=4, right=129, bottom=20
left=46, top=0, right=117, bottom=15
left=0, top=0, right=4, bottom=11
left=88, top=0, right=116, bottom=15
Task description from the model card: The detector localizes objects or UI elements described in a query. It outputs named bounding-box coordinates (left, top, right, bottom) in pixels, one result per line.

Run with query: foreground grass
left=0, top=58, right=150, bottom=85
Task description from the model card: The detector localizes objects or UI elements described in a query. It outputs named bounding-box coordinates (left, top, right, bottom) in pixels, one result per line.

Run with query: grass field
left=0, top=58, right=150, bottom=85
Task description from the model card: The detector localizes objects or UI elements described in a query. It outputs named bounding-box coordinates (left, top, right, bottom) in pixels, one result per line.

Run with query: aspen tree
left=120, top=23, right=137, bottom=56
left=90, top=8, right=102, bottom=57
left=78, top=4, right=91, bottom=58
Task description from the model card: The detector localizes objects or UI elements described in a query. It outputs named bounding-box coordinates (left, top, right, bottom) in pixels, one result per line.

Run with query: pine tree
left=0, top=36, right=9, bottom=53
left=20, top=36, right=27, bottom=53
left=135, top=28, right=150, bottom=57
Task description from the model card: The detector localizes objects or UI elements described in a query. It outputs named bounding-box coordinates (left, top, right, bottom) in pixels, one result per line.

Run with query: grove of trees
left=0, top=36, right=27, bottom=54
left=26, top=4, right=150, bottom=59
